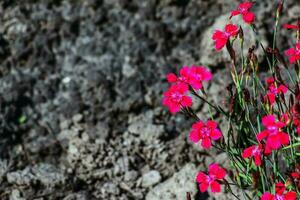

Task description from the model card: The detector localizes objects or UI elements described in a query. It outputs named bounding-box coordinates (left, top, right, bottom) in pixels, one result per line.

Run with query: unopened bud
left=239, top=26, right=244, bottom=40
left=276, top=2, right=284, bottom=18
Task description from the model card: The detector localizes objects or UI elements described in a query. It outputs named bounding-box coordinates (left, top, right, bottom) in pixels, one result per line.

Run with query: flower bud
left=239, top=26, right=244, bottom=40
left=276, top=1, right=284, bottom=18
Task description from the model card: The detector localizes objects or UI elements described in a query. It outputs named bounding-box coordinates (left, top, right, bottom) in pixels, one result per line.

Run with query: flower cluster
left=167, top=66, right=212, bottom=90
left=163, top=66, right=212, bottom=113
left=162, top=1, right=300, bottom=199
left=261, top=183, right=297, bottom=200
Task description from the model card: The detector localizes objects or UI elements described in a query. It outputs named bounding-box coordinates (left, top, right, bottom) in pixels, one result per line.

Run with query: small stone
left=59, top=120, right=71, bottom=130
left=62, top=77, right=71, bottom=84
left=146, top=164, right=198, bottom=200
left=102, top=182, right=120, bottom=195
left=124, top=170, right=138, bottom=182
left=122, top=56, right=136, bottom=78
left=9, top=189, right=25, bottom=200
left=72, top=114, right=83, bottom=123
left=63, top=192, right=88, bottom=200
left=141, top=170, right=161, bottom=188
left=7, top=164, right=65, bottom=187
left=0, top=159, right=8, bottom=184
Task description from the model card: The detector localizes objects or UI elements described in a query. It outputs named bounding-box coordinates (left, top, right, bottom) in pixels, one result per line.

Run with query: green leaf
left=282, top=142, right=300, bottom=150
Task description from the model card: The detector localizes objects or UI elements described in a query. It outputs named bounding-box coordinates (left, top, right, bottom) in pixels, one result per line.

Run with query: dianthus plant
left=163, top=1, right=300, bottom=199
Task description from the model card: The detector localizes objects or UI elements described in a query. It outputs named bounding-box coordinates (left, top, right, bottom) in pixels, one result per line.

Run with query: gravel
left=0, top=0, right=298, bottom=199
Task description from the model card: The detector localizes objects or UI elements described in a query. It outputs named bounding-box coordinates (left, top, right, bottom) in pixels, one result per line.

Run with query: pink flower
left=285, top=43, right=300, bottom=64
left=230, top=1, right=255, bottom=24
left=265, top=77, right=288, bottom=105
left=189, top=120, right=222, bottom=149
left=261, top=183, right=297, bottom=200
left=196, top=163, right=226, bottom=193
left=212, top=24, right=239, bottom=50
left=256, top=115, right=289, bottom=154
left=167, top=66, right=212, bottom=90
left=242, top=144, right=263, bottom=166
left=162, top=83, right=192, bottom=113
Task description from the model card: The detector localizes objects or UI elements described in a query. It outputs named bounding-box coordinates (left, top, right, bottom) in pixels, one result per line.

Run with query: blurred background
left=0, top=0, right=299, bottom=199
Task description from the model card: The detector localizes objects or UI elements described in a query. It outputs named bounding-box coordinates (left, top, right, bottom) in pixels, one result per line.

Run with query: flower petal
left=262, top=115, right=276, bottom=127
left=242, top=145, right=255, bottom=159
left=209, top=164, right=226, bottom=179
left=242, top=12, right=255, bottom=24
left=166, top=73, right=178, bottom=83
left=254, top=155, right=262, bottom=166
left=181, top=96, right=193, bottom=107
left=196, top=172, right=207, bottom=183
left=283, top=24, right=299, bottom=29
left=225, top=24, right=238, bottom=36
left=210, top=181, right=221, bottom=193
left=210, top=129, right=222, bottom=140
left=256, top=130, right=269, bottom=141
left=201, top=137, right=212, bottom=149
left=284, top=191, right=297, bottom=200
left=261, top=192, right=274, bottom=200
left=199, top=182, right=209, bottom=193
left=189, top=130, right=201, bottom=143
left=239, top=1, right=252, bottom=10
left=230, top=10, right=240, bottom=18
left=215, top=38, right=227, bottom=51
left=275, top=182, right=285, bottom=195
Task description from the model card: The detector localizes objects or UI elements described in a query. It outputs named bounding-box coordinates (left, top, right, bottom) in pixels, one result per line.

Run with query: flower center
left=201, top=127, right=210, bottom=137
left=274, top=194, right=284, bottom=200
left=252, top=146, right=261, bottom=156
left=239, top=7, right=247, bottom=14
left=224, top=32, right=231, bottom=38
left=267, top=125, right=278, bottom=135
left=206, top=174, right=216, bottom=184
left=269, top=86, right=277, bottom=94
left=178, top=76, right=188, bottom=83
left=171, top=92, right=183, bottom=103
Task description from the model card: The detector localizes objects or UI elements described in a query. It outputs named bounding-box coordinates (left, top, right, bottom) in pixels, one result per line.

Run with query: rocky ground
left=0, top=0, right=299, bottom=199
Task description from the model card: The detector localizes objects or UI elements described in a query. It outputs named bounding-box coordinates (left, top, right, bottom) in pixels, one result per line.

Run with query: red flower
left=265, top=77, right=288, bottom=105
left=261, top=182, right=297, bottom=200
left=256, top=115, right=289, bottom=154
left=189, top=120, right=222, bottom=149
left=167, top=66, right=212, bottom=90
left=212, top=24, right=238, bottom=50
left=291, top=165, right=300, bottom=190
left=196, top=163, right=226, bottom=193
left=230, top=1, right=255, bottom=24
left=283, top=19, right=300, bottom=30
left=242, top=144, right=263, bottom=166
left=285, top=43, right=300, bottom=64
left=163, top=83, right=192, bottom=113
